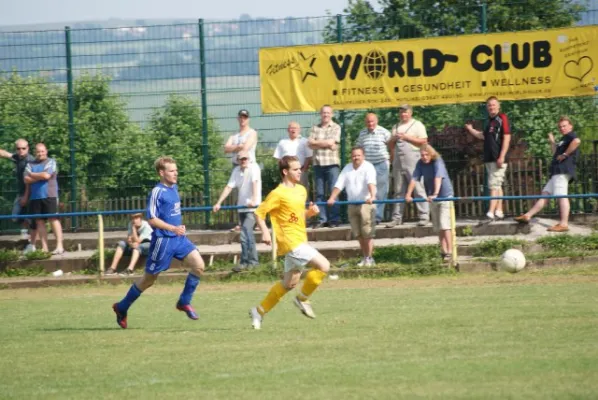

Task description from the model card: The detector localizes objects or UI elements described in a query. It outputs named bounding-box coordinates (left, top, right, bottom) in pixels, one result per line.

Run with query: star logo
left=291, top=52, right=317, bottom=83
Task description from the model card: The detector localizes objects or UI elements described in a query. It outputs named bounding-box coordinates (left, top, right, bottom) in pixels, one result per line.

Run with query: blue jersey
left=25, top=158, right=59, bottom=200
left=146, top=183, right=182, bottom=237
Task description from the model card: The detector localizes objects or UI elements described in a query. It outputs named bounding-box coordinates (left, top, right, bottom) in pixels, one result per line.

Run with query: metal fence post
left=336, top=14, right=346, bottom=167
left=65, top=26, right=78, bottom=231
left=199, top=19, right=211, bottom=226
left=479, top=6, right=490, bottom=214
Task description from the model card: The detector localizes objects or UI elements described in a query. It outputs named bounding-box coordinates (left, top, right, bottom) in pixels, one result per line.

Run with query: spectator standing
left=0, top=139, right=37, bottom=249
left=465, top=96, right=511, bottom=221
left=213, top=152, right=262, bottom=272
left=327, top=147, right=377, bottom=267
left=514, top=116, right=581, bottom=232
left=355, top=112, right=391, bottom=224
left=23, top=143, right=64, bottom=255
left=224, top=109, right=257, bottom=166
left=308, top=105, right=341, bottom=228
left=405, top=144, right=454, bottom=263
left=387, top=104, right=430, bottom=227
left=273, top=121, right=313, bottom=191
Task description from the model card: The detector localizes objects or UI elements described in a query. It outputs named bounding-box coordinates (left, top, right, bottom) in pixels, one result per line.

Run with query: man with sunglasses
left=0, top=139, right=37, bottom=249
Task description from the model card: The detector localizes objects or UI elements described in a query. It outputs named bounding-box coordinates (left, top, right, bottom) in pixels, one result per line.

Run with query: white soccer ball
left=500, top=249, right=526, bottom=273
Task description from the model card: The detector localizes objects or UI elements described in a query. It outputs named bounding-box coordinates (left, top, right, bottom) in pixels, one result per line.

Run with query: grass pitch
left=1, top=268, right=597, bottom=399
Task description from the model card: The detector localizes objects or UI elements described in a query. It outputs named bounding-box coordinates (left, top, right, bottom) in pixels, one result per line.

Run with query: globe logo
left=363, top=50, right=387, bottom=80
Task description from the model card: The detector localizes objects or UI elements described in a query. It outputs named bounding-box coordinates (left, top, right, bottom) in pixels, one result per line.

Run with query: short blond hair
left=419, top=144, right=441, bottom=161
left=154, top=156, right=176, bottom=173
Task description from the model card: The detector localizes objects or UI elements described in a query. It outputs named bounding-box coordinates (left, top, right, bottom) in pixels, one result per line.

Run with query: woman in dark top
left=514, top=116, right=581, bottom=232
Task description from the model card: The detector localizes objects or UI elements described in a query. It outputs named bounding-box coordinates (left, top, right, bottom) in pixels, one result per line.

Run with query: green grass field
left=1, top=268, right=597, bottom=399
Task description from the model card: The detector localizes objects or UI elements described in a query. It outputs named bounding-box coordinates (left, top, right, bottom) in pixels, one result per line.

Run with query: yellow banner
left=259, top=26, right=598, bottom=113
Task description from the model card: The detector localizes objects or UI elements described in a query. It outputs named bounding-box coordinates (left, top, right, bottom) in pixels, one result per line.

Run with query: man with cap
left=224, top=109, right=258, bottom=166
left=387, top=104, right=430, bottom=227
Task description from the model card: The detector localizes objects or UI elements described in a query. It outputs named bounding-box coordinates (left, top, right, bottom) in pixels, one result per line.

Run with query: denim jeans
left=373, top=161, right=390, bottom=223
left=314, top=164, right=340, bottom=224
left=239, top=212, right=259, bottom=266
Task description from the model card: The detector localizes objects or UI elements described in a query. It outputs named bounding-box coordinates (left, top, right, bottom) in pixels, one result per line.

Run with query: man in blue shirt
left=112, top=156, right=205, bottom=329
left=23, top=143, right=64, bottom=255
left=514, top=116, right=581, bottom=232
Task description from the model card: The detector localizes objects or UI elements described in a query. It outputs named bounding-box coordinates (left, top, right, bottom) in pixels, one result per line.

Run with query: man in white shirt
left=105, top=213, right=153, bottom=276
left=224, top=109, right=258, bottom=166
left=273, top=121, right=313, bottom=191
left=213, top=151, right=262, bottom=272
left=327, top=146, right=377, bottom=267
left=387, top=104, right=430, bottom=227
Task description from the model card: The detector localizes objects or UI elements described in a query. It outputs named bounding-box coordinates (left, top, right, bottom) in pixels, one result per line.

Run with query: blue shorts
left=145, top=236, right=197, bottom=275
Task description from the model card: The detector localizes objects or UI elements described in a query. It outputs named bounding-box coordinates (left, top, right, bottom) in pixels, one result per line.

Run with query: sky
left=0, top=0, right=353, bottom=27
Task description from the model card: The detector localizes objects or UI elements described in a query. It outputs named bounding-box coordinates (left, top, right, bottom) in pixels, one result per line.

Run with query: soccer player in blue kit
left=112, top=157, right=205, bottom=329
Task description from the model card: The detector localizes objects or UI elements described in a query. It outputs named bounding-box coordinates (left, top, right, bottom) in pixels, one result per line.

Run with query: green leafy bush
left=471, top=239, right=527, bottom=257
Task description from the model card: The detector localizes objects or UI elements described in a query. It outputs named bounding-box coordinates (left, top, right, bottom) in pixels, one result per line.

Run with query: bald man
left=0, top=139, right=37, bottom=249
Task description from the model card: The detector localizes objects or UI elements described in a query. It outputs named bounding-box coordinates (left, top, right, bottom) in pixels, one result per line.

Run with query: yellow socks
left=258, top=281, right=289, bottom=316
left=297, top=268, right=327, bottom=301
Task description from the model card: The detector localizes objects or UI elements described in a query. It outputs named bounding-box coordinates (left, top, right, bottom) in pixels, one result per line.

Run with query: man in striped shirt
left=308, top=105, right=341, bottom=228
left=356, top=113, right=391, bottom=224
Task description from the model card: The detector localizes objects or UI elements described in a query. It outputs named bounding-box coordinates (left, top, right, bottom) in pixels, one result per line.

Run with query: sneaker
left=104, top=268, right=118, bottom=276
left=249, top=307, right=262, bottom=330
left=385, top=219, right=402, bottom=228
left=293, top=296, right=316, bottom=319
left=23, top=244, right=36, bottom=254
left=112, top=303, right=127, bottom=329
left=20, top=229, right=30, bottom=240
left=494, top=211, right=505, bottom=220
left=232, top=264, right=247, bottom=273
left=356, top=257, right=367, bottom=267
left=365, top=257, right=376, bottom=267
left=442, top=253, right=452, bottom=263
left=329, top=222, right=340, bottom=228
left=547, top=224, right=569, bottom=232
left=176, top=302, right=199, bottom=320
left=118, top=269, right=135, bottom=277
left=312, top=222, right=326, bottom=229
left=417, top=219, right=430, bottom=226
left=484, top=212, right=495, bottom=222
left=514, top=214, right=531, bottom=224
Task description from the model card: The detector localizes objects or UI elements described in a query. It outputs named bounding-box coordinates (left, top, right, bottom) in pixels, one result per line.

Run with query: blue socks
left=117, top=283, right=142, bottom=313
left=179, top=273, right=200, bottom=306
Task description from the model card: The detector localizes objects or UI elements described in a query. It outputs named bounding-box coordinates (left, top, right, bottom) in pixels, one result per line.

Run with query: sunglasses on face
left=16, top=147, right=27, bottom=150
left=238, top=157, right=249, bottom=161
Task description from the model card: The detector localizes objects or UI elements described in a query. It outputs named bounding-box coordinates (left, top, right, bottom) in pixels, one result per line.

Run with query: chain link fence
left=1, top=5, right=597, bottom=232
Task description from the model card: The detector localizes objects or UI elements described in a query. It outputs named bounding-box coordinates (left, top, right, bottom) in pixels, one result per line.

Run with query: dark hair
left=351, top=146, right=365, bottom=154
left=278, top=155, right=300, bottom=178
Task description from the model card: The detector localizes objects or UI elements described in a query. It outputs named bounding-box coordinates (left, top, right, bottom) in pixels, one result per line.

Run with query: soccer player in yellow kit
left=249, top=155, right=331, bottom=329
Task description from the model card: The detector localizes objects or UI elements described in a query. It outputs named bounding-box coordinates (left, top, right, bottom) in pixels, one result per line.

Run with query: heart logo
left=564, top=56, right=594, bottom=82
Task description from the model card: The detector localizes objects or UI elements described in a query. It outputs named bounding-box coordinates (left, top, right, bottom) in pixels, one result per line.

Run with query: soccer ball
left=500, top=249, right=526, bottom=273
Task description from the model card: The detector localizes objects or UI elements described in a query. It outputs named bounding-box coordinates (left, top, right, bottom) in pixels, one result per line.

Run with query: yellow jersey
left=255, top=183, right=307, bottom=256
